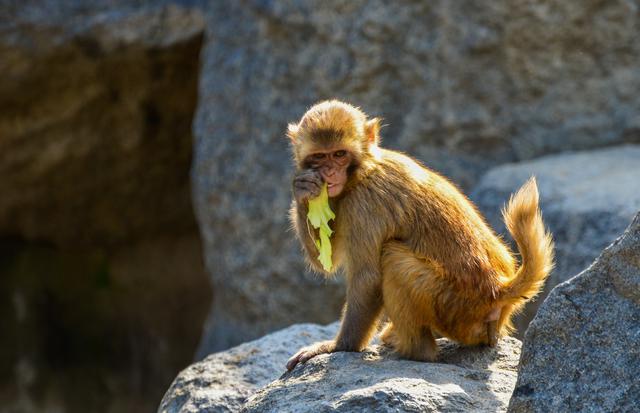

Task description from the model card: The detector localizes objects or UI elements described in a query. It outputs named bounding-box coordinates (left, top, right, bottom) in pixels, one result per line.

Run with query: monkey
left=285, top=100, right=554, bottom=371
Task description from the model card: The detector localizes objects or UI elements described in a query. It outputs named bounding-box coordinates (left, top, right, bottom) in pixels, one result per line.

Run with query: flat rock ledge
left=160, top=323, right=521, bottom=413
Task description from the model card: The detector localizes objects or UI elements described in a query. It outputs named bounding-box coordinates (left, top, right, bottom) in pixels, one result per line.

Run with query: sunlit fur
left=287, top=100, right=380, bottom=169
left=288, top=100, right=554, bottom=362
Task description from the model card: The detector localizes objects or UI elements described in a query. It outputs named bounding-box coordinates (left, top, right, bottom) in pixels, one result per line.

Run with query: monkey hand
left=293, top=169, right=323, bottom=203
left=286, top=340, right=336, bottom=371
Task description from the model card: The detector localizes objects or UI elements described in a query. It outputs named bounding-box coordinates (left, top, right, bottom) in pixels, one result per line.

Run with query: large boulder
left=471, top=145, right=640, bottom=334
left=160, top=322, right=522, bottom=413
left=194, top=0, right=640, bottom=354
left=508, top=212, right=640, bottom=412
left=244, top=340, right=521, bottom=413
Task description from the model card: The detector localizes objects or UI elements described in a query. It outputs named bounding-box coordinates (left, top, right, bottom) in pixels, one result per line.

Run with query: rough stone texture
left=0, top=0, right=204, bottom=246
left=471, top=145, right=640, bottom=334
left=159, top=323, right=338, bottom=413
left=508, top=212, right=640, bottom=412
left=194, top=0, right=640, bottom=354
left=244, top=340, right=521, bottom=413
left=160, top=322, right=521, bottom=413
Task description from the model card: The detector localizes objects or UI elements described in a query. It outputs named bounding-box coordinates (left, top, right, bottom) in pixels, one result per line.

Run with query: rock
left=471, top=145, right=640, bottom=334
left=244, top=338, right=521, bottom=413
left=0, top=1, right=204, bottom=246
left=194, top=0, right=640, bottom=353
left=508, top=212, right=640, bottom=412
left=0, top=2, right=209, bottom=412
left=160, top=322, right=521, bottom=413
left=2, top=233, right=212, bottom=412
left=159, top=323, right=338, bottom=413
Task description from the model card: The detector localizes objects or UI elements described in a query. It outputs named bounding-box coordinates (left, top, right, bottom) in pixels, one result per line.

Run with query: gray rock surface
left=508, top=212, right=640, bottom=412
left=160, top=322, right=521, bottom=413
left=471, top=145, right=640, bottom=334
left=194, top=0, right=640, bottom=354
left=244, top=340, right=521, bottom=413
left=159, top=323, right=338, bottom=413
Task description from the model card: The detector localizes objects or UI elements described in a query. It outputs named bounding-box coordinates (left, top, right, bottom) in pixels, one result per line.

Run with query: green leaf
left=307, top=183, right=335, bottom=271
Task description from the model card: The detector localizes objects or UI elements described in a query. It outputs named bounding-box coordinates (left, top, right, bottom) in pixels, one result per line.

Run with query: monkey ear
left=286, top=123, right=299, bottom=143
left=365, top=117, right=381, bottom=145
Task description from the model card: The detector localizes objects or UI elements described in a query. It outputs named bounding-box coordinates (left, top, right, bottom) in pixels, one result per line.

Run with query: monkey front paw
left=293, top=169, right=323, bottom=203
left=286, top=340, right=335, bottom=371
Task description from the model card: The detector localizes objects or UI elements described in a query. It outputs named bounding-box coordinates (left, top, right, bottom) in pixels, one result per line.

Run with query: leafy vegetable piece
left=316, top=229, right=332, bottom=271
left=307, top=183, right=335, bottom=271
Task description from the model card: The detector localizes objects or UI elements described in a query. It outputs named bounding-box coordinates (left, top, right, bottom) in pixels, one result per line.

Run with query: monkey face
left=288, top=100, right=381, bottom=198
left=304, top=149, right=352, bottom=197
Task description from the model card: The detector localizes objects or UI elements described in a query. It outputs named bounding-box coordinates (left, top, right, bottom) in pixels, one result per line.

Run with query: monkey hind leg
left=381, top=241, right=440, bottom=362
left=486, top=320, right=498, bottom=347
left=379, top=322, right=396, bottom=347
left=391, top=323, right=438, bottom=361
left=380, top=320, right=436, bottom=361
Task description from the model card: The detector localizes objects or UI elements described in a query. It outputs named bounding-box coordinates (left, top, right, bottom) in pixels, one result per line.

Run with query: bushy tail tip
left=501, top=177, right=554, bottom=302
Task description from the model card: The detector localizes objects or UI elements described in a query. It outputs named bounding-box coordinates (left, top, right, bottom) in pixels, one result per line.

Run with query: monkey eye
left=334, top=150, right=347, bottom=158
left=311, top=153, right=327, bottom=160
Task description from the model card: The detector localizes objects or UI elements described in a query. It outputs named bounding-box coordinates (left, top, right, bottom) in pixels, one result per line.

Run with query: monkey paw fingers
left=286, top=340, right=335, bottom=371
left=285, top=349, right=317, bottom=371
left=294, top=182, right=321, bottom=202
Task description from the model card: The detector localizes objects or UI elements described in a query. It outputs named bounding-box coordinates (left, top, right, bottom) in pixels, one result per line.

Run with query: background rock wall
left=0, top=2, right=210, bottom=412
left=194, top=0, right=640, bottom=355
left=0, top=1, right=203, bottom=245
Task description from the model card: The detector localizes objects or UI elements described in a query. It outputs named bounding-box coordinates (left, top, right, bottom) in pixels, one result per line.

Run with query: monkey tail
left=500, top=177, right=554, bottom=303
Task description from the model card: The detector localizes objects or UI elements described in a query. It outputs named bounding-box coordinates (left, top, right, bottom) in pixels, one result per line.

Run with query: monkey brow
left=311, top=128, right=345, bottom=143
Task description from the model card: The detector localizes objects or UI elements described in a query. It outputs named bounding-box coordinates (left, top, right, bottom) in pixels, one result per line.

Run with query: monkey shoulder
left=376, top=150, right=435, bottom=190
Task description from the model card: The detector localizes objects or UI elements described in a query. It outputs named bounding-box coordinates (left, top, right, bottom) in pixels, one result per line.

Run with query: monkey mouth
left=326, top=182, right=344, bottom=197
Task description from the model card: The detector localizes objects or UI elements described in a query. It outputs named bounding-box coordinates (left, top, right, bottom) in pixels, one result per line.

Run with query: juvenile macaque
left=286, top=100, right=554, bottom=370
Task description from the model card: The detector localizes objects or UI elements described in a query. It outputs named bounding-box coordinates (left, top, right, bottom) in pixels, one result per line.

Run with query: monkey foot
left=286, top=340, right=335, bottom=371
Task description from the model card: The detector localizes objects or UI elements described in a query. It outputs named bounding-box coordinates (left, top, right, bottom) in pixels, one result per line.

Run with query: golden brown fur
left=286, top=100, right=554, bottom=368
